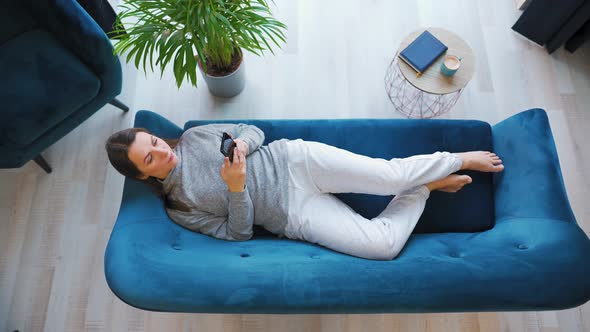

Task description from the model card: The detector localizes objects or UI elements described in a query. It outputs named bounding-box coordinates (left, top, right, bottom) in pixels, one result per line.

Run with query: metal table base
left=384, top=57, right=463, bottom=119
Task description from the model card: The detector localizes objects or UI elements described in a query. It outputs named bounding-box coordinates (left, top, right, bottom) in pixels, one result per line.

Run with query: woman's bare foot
left=426, top=174, right=472, bottom=193
left=454, top=151, right=504, bottom=172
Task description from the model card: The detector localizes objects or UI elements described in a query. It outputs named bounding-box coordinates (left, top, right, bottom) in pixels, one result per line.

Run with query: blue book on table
left=399, top=30, right=448, bottom=76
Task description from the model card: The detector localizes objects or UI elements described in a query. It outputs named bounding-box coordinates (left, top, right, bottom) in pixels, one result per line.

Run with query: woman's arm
left=231, top=123, right=265, bottom=155
left=166, top=192, right=254, bottom=241
left=166, top=147, right=254, bottom=241
left=192, top=123, right=265, bottom=156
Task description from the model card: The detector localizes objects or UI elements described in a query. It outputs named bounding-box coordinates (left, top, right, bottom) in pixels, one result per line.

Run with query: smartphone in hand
left=220, top=132, right=237, bottom=162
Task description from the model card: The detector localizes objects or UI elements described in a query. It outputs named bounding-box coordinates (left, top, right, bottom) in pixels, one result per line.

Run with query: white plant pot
left=198, top=55, right=245, bottom=98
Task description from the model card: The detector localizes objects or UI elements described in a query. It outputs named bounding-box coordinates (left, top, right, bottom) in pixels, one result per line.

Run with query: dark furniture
left=76, top=0, right=126, bottom=39
left=512, top=0, right=590, bottom=53
left=0, top=0, right=128, bottom=173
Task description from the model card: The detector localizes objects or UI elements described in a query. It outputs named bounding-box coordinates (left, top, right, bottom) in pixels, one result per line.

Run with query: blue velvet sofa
left=105, top=108, right=590, bottom=313
left=0, top=0, right=128, bottom=173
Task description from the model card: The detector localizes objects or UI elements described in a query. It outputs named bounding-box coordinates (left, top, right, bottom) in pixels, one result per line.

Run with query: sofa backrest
left=0, top=2, right=38, bottom=46
left=184, top=118, right=495, bottom=234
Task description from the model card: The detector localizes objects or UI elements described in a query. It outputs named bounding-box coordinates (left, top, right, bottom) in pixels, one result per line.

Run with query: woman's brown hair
left=105, top=128, right=189, bottom=211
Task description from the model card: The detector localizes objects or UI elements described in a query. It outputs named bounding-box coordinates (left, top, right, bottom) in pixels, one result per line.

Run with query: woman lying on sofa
left=105, top=123, right=504, bottom=261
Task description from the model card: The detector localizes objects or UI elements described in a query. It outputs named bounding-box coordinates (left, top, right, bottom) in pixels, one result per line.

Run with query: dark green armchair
left=0, top=0, right=128, bottom=173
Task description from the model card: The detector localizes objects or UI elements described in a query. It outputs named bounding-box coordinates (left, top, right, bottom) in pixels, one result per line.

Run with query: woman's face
left=128, top=132, right=178, bottom=180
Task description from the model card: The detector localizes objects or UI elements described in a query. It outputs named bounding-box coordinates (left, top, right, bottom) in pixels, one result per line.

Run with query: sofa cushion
left=0, top=29, right=101, bottom=148
left=185, top=118, right=495, bottom=234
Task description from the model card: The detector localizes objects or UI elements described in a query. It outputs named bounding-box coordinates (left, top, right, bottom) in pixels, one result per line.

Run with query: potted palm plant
left=111, top=0, right=287, bottom=97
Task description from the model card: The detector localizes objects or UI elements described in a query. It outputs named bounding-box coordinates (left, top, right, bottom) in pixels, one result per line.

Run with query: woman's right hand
left=220, top=148, right=247, bottom=192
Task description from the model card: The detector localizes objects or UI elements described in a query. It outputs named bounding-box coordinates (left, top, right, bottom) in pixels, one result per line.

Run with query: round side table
left=385, top=28, right=476, bottom=118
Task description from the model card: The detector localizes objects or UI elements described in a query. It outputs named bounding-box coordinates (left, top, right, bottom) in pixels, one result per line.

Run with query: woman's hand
left=220, top=148, right=247, bottom=192
left=231, top=136, right=249, bottom=156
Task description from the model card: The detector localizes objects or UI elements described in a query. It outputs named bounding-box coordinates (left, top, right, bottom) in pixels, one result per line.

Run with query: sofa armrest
left=134, top=110, right=184, bottom=139
left=23, top=0, right=121, bottom=96
left=491, top=108, right=577, bottom=224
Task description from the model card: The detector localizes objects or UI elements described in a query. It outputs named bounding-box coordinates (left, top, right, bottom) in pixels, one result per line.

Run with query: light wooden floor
left=2, top=0, right=590, bottom=331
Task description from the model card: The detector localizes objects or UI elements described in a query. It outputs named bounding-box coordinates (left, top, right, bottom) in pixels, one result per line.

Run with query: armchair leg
left=33, top=155, right=52, bottom=174
left=109, top=98, right=129, bottom=112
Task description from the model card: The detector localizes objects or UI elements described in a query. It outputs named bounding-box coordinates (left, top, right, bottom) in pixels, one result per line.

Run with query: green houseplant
left=111, top=0, right=287, bottom=97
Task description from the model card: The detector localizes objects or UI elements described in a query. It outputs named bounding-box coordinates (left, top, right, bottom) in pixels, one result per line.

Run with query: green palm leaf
left=113, top=0, right=287, bottom=89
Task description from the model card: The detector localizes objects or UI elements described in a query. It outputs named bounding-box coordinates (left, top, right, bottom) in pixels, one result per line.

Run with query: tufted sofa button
left=310, top=255, right=320, bottom=259
left=172, top=244, right=182, bottom=250
left=518, top=244, right=528, bottom=250
left=450, top=253, right=460, bottom=258
left=240, top=254, right=250, bottom=258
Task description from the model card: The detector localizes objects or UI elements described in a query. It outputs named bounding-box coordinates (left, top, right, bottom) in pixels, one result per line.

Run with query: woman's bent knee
left=365, top=251, right=398, bottom=261
left=362, top=243, right=401, bottom=261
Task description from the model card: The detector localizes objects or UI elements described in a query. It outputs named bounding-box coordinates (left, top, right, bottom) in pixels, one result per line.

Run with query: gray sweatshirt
left=160, top=123, right=289, bottom=241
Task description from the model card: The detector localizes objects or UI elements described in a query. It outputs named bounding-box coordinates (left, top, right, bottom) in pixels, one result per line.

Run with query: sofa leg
left=33, top=155, right=52, bottom=174
left=109, top=98, right=129, bottom=112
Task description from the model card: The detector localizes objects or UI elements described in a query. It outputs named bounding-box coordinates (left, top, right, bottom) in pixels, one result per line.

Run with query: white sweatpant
left=284, top=139, right=464, bottom=261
